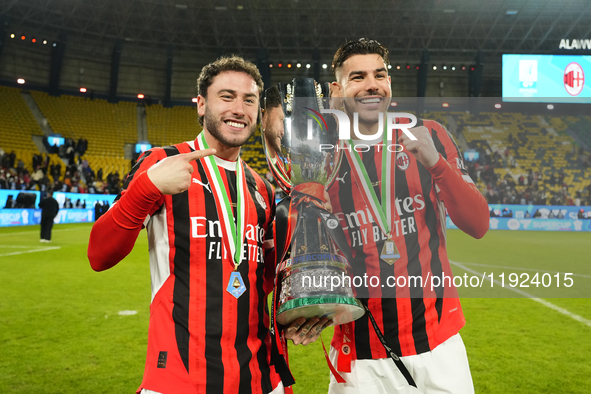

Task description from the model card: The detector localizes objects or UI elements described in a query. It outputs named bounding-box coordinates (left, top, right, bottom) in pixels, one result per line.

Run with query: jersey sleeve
left=87, top=149, right=166, bottom=271
left=424, top=120, right=489, bottom=239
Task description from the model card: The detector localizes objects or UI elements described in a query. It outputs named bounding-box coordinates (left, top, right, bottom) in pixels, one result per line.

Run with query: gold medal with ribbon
left=343, top=132, right=401, bottom=266
left=197, top=133, right=249, bottom=298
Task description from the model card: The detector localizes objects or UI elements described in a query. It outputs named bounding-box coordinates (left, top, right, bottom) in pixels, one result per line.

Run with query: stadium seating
left=422, top=111, right=452, bottom=131
left=241, top=133, right=269, bottom=176
left=563, top=116, right=591, bottom=150
left=31, top=92, right=137, bottom=177
left=0, top=86, right=44, bottom=173
left=145, top=104, right=202, bottom=147
left=2, top=87, right=589, bottom=203
left=453, top=112, right=591, bottom=201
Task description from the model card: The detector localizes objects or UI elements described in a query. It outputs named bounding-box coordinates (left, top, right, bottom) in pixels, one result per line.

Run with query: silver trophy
left=263, top=78, right=364, bottom=326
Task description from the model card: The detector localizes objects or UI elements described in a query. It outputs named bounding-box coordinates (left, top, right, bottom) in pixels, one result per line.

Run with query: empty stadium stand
left=145, top=104, right=202, bottom=148
left=0, top=86, right=44, bottom=173
left=241, top=133, right=269, bottom=176
left=563, top=116, right=591, bottom=151
left=31, top=92, right=137, bottom=177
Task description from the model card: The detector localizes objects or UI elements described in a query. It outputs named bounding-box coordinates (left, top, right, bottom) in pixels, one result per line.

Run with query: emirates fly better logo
left=564, top=62, right=585, bottom=96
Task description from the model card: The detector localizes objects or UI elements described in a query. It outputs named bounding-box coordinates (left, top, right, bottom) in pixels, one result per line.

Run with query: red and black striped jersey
left=328, top=119, right=485, bottom=359
left=105, top=140, right=280, bottom=394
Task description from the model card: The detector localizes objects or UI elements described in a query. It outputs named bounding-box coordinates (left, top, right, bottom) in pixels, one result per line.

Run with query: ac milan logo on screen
left=564, top=62, right=585, bottom=96
left=396, top=152, right=410, bottom=170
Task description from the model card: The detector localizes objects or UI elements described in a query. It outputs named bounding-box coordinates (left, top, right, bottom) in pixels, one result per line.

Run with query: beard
left=204, top=110, right=257, bottom=148
left=266, top=130, right=282, bottom=154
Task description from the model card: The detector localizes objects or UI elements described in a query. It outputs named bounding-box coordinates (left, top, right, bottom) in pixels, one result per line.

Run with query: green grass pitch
left=0, top=223, right=590, bottom=393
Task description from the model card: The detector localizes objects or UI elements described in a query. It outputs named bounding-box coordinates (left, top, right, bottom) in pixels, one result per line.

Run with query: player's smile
left=355, top=95, right=385, bottom=110
left=224, top=119, right=247, bottom=130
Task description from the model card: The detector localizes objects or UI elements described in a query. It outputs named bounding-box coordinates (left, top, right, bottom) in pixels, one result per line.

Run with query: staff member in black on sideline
left=39, top=191, right=59, bottom=242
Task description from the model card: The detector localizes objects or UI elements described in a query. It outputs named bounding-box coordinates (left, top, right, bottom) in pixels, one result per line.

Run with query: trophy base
left=276, top=295, right=365, bottom=326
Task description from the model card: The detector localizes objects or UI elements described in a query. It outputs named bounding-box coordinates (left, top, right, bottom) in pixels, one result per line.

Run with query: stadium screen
left=135, top=143, right=152, bottom=153
left=47, top=136, right=65, bottom=147
left=464, top=149, right=480, bottom=162
left=502, top=54, right=591, bottom=102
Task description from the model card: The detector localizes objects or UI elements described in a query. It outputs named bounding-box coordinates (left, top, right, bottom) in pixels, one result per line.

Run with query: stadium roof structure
left=3, top=0, right=591, bottom=63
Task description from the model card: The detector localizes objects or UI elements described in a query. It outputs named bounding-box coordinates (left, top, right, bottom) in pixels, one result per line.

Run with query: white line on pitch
left=457, top=262, right=591, bottom=279
left=0, top=246, right=61, bottom=257
left=450, top=260, right=591, bottom=328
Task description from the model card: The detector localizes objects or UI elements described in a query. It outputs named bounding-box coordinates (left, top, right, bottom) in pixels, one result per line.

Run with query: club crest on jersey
left=341, top=344, right=351, bottom=355
left=327, top=218, right=339, bottom=229
left=255, top=191, right=267, bottom=209
left=396, top=152, right=411, bottom=170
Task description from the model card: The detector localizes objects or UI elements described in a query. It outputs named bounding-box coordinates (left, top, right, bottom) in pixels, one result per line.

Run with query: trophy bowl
left=263, top=78, right=364, bottom=326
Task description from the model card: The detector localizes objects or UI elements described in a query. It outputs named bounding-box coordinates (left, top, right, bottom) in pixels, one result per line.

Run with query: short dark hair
left=331, top=38, right=390, bottom=75
left=196, top=55, right=264, bottom=125
left=263, top=86, right=282, bottom=110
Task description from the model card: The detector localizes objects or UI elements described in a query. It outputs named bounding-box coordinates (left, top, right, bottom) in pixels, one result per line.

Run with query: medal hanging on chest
left=343, top=128, right=401, bottom=266
left=380, top=238, right=400, bottom=266
left=227, top=271, right=247, bottom=298
left=197, top=133, right=249, bottom=298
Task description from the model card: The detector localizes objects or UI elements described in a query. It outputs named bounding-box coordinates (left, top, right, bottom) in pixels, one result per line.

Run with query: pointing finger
left=182, top=148, right=216, bottom=162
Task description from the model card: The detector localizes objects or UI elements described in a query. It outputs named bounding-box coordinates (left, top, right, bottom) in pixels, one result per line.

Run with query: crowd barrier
left=53, top=191, right=116, bottom=209
left=0, top=190, right=116, bottom=210
left=0, top=190, right=41, bottom=208
left=1, top=198, right=590, bottom=230
left=447, top=217, right=591, bottom=232
left=488, top=204, right=591, bottom=220
left=0, top=191, right=117, bottom=227
left=0, top=208, right=94, bottom=226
